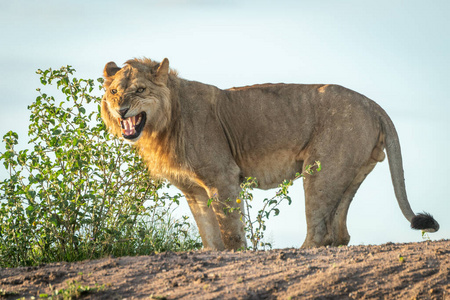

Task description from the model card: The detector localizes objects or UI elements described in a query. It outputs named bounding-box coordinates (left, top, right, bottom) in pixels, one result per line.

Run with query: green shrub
left=0, top=66, right=201, bottom=268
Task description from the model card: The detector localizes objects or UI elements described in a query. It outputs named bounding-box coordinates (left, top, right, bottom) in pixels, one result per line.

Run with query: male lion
left=101, top=57, right=439, bottom=250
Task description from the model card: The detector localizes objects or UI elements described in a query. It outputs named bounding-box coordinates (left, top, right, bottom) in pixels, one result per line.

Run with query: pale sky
left=1, top=0, right=449, bottom=248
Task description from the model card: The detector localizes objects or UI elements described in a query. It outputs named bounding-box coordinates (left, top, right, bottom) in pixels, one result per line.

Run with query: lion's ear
left=154, top=58, right=169, bottom=85
left=104, top=62, right=121, bottom=78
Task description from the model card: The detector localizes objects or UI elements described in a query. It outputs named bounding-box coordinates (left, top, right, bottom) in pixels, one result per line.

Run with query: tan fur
left=101, top=57, right=432, bottom=250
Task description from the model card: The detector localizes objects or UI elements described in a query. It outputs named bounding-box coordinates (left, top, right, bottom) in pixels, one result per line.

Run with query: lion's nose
left=118, top=108, right=129, bottom=118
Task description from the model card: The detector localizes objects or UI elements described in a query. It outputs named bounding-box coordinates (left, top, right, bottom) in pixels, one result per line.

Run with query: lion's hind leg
left=301, top=156, right=379, bottom=249
left=330, top=135, right=385, bottom=247
left=331, top=158, right=380, bottom=246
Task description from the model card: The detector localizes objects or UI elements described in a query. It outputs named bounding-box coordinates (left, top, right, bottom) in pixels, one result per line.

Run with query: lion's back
left=217, top=83, right=381, bottom=188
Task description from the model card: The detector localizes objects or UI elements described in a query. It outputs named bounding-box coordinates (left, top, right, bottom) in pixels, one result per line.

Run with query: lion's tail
left=378, top=106, right=440, bottom=233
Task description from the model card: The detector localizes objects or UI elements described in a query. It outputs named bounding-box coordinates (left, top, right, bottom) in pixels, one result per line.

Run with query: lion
left=101, top=57, right=439, bottom=250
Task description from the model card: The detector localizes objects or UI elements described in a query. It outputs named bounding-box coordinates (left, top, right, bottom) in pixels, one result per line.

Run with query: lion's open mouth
left=119, top=112, right=146, bottom=140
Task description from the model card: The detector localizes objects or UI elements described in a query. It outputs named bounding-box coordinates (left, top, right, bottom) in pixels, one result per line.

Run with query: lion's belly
left=239, top=150, right=302, bottom=190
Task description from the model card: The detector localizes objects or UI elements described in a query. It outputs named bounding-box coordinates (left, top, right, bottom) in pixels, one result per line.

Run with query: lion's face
left=101, top=58, right=171, bottom=143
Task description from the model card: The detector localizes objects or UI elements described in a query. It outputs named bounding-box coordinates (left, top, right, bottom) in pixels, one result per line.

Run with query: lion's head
left=101, top=58, right=174, bottom=142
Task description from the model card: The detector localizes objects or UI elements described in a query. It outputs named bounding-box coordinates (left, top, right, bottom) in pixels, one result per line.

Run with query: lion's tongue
left=122, top=116, right=136, bottom=136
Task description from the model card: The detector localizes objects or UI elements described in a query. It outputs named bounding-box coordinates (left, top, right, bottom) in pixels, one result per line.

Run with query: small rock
left=208, top=273, right=219, bottom=281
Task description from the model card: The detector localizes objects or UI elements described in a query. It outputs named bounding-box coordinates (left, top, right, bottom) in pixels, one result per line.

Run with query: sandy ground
left=1, top=239, right=449, bottom=299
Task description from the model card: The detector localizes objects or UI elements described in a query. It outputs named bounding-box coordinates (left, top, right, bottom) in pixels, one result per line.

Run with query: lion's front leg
left=181, top=180, right=247, bottom=250
left=187, top=160, right=247, bottom=250
left=207, top=184, right=247, bottom=250
left=182, top=187, right=225, bottom=250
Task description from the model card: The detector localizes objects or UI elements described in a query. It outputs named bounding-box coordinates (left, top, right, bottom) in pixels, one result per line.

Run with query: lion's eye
left=110, top=89, right=117, bottom=95
left=136, top=88, right=145, bottom=93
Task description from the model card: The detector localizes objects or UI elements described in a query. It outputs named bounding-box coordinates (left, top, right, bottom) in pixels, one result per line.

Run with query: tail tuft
left=411, top=212, right=439, bottom=232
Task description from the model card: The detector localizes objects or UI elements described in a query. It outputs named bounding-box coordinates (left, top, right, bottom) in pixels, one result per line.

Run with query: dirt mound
left=1, top=240, right=449, bottom=299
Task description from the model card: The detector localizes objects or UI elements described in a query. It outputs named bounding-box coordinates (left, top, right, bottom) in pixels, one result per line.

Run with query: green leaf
left=2, top=151, right=14, bottom=160
left=268, top=200, right=277, bottom=206
left=316, top=161, right=322, bottom=172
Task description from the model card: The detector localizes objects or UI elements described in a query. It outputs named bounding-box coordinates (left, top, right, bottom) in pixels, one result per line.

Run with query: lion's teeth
left=119, top=115, right=141, bottom=136
left=122, top=117, right=135, bottom=136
